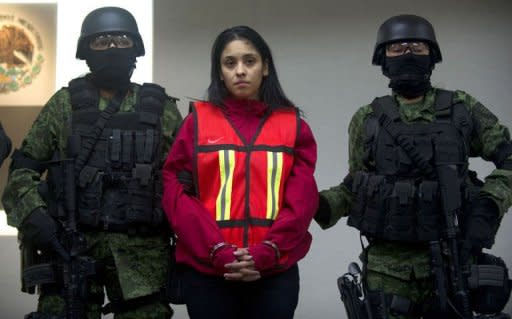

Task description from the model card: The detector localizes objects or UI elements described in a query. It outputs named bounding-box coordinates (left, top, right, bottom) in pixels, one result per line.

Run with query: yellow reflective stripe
left=266, top=152, right=283, bottom=220
left=216, top=150, right=235, bottom=221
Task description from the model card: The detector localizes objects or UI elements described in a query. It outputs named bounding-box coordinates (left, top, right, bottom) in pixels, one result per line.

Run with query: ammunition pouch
left=21, top=243, right=59, bottom=294
left=347, top=170, right=483, bottom=243
left=348, top=172, right=447, bottom=242
left=76, top=167, right=164, bottom=235
left=469, top=253, right=512, bottom=315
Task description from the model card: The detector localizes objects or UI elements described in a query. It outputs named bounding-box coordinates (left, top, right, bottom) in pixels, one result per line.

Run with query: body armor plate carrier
left=48, top=78, right=168, bottom=234
left=347, top=90, right=476, bottom=242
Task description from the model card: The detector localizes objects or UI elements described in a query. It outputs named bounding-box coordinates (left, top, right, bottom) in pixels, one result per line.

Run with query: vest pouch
left=123, top=177, right=161, bottom=227
left=78, top=167, right=104, bottom=227
left=347, top=171, right=369, bottom=229
left=384, top=181, right=416, bottom=241
left=360, top=175, right=387, bottom=236
left=417, top=181, right=441, bottom=241
left=97, top=182, right=157, bottom=234
left=460, top=171, right=483, bottom=234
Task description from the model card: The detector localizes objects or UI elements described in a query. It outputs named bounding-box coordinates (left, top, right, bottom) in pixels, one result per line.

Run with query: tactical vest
left=193, top=101, right=298, bottom=248
left=347, top=90, right=477, bottom=242
left=61, top=78, right=167, bottom=234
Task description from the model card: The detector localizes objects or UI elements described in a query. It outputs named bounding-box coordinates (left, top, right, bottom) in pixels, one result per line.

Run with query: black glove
left=21, top=207, right=59, bottom=248
left=314, top=194, right=331, bottom=226
left=314, top=174, right=353, bottom=227
left=177, top=170, right=196, bottom=196
left=21, top=208, right=70, bottom=260
left=460, top=198, right=500, bottom=263
left=0, top=122, right=12, bottom=167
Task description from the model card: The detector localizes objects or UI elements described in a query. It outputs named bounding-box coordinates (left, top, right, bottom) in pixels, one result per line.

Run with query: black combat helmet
left=75, top=6, right=145, bottom=60
left=372, top=14, right=442, bottom=66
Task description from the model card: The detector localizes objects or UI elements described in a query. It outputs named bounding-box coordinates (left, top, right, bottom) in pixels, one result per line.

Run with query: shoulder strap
left=370, top=96, right=436, bottom=178
left=433, top=89, right=454, bottom=122
left=73, top=89, right=127, bottom=177
left=370, top=96, right=402, bottom=139
left=135, top=83, right=166, bottom=126
left=68, top=78, right=99, bottom=111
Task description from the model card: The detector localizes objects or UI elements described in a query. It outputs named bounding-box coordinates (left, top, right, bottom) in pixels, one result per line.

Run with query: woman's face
left=220, top=39, right=268, bottom=100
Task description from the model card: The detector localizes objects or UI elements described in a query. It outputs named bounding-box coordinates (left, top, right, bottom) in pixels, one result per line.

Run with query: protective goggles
left=89, top=34, right=134, bottom=50
left=386, top=41, right=429, bottom=55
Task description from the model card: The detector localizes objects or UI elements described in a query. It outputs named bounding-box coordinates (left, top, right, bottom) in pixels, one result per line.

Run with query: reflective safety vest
left=192, top=101, right=299, bottom=247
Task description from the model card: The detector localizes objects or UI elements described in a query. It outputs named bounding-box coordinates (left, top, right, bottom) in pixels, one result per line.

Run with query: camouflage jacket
left=319, top=87, right=512, bottom=280
left=1, top=77, right=183, bottom=299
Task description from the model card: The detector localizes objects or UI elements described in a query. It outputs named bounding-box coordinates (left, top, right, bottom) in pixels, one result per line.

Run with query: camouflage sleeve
left=348, top=105, right=373, bottom=173
left=2, top=89, right=70, bottom=228
left=160, top=97, right=183, bottom=164
left=317, top=105, right=373, bottom=229
left=454, top=90, right=512, bottom=216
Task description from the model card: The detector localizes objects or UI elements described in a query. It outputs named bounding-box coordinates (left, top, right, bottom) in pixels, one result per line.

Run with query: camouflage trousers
left=363, top=242, right=434, bottom=319
left=365, top=269, right=434, bottom=319
left=33, top=232, right=173, bottom=319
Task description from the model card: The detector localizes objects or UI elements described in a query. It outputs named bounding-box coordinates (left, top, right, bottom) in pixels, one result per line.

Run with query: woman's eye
left=223, top=61, right=234, bottom=68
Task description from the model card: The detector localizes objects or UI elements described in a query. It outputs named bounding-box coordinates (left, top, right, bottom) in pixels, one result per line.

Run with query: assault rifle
left=36, top=137, right=98, bottom=319
left=59, top=152, right=96, bottom=318
left=434, top=136, right=473, bottom=318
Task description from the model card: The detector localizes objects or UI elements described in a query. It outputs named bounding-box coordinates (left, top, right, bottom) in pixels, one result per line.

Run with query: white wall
left=153, top=0, right=512, bottom=318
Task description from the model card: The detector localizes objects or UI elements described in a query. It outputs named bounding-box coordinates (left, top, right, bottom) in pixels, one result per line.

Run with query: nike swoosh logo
left=207, top=137, right=224, bottom=144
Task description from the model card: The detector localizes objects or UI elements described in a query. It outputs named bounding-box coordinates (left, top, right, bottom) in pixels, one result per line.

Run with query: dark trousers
left=182, top=264, right=300, bottom=319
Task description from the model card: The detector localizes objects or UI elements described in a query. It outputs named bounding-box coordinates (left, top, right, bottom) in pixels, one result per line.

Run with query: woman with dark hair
left=162, top=25, right=318, bottom=319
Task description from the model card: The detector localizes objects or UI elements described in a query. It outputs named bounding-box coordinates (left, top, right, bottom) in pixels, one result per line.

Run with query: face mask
left=382, top=53, right=433, bottom=98
left=86, top=48, right=137, bottom=91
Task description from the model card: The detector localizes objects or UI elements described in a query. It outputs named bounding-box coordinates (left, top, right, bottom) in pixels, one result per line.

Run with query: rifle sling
left=73, top=89, right=126, bottom=178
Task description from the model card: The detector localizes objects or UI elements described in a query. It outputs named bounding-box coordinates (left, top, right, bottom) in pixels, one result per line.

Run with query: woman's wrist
left=210, top=242, right=237, bottom=273
left=210, top=242, right=237, bottom=259
left=249, top=241, right=280, bottom=272
left=262, top=240, right=280, bottom=262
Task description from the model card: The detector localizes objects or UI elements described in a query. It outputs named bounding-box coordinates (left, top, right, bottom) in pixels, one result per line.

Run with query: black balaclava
left=382, top=53, right=433, bottom=99
left=86, top=47, right=137, bottom=91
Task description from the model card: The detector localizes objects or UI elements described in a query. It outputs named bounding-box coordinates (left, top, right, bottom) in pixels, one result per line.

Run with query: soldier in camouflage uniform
left=315, top=15, right=512, bottom=318
left=0, top=121, right=12, bottom=166
left=2, top=7, right=182, bottom=319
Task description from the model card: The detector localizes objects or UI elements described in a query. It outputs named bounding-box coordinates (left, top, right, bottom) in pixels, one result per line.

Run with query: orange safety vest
left=193, top=101, right=298, bottom=247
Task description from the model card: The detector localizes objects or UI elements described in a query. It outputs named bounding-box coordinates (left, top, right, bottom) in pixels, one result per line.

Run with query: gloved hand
left=21, top=207, right=59, bottom=248
left=314, top=173, right=353, bottom=227
left=177, top=170, right=196, bottom=196
left=21, top=207, right=70, bottom=260
left=460, top=198, right=500, bottom=263
left=313, top=194, right=331, bottom=226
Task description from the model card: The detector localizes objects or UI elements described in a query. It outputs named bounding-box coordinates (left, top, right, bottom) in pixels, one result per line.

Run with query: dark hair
left=207, top=25, right=294, bottom=109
